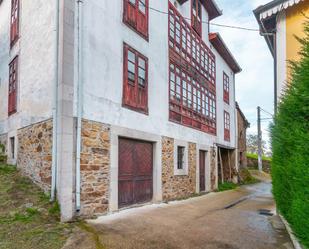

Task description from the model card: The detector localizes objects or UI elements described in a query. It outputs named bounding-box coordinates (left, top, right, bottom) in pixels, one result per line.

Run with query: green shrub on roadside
left=218, top=182, right=238, bottom=192
left=270, top=20, right=309, bottom=248
left=246, top=153, right=272, bottom=162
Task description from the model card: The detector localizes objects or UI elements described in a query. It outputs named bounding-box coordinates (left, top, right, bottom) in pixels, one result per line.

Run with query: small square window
left=177, top=146, right=185, bottom=170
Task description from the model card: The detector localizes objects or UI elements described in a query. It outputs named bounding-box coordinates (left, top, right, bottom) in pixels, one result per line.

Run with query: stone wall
left=247, top=157, right=271, bottom=174
left=0, top=133, right=7, bottom=154
left=80, top=119, right=110, bottom=217
left=237, top=104, right=249, bottom=168
left=17, top=119, right=53, bottom=192
left=210, top=147, right=217, bottom=190
left=162, top=137, right=196, bottom=201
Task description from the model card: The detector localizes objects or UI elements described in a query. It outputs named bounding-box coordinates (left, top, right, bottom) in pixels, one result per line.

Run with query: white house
left=0, top=0, right=241, bottom=221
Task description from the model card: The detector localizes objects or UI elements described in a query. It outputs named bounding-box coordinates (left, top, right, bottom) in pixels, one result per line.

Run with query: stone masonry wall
left=162, top=137, right=196, bottom=201
left=247, top=157, right=271, bottom=174
left=80, top=119, right=110, bottom=217
left=17, top=119, right=53, bottom=192
left=210, top=147, right=217, bottom=190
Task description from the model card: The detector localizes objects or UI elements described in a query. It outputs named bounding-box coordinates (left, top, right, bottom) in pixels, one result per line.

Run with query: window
left=10, top=137, right=15, bottom=159
left=177, top=146, right=185, bottom=170
left=223, top=72, right=229, bottom=104
left=10, top=0, right=19, bottom=46
left=123, top=0, right=149, bottom=39
left=123, top=44, right=148, bottom=114
left=8, top=56, right=18, bottom=115
left=224, top=111, right=230, bottom=141
left=169, top=62, right=216, bottom=135
left=191, top=0, right=202, bottom=36
left=169, top=3, right=216, bottom=85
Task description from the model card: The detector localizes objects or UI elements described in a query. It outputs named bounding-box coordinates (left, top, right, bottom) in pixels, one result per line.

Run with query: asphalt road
left=64, top=181, right=293, bottom=249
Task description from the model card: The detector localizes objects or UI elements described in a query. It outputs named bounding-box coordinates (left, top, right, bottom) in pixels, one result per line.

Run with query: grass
left=217, top=169, right=261, bottom=192
left=217, top=182, right=238, bottom=192
left=239, top=168, right=261, bottom=185
left=0, top=164, right=74, bottom=249
left=246, top=153, right=272, bottom=162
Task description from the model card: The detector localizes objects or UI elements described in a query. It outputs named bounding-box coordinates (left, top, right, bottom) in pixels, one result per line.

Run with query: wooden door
left=118, top=138, right=153, bottom=208
left=199, top=150, right=206, bottom=192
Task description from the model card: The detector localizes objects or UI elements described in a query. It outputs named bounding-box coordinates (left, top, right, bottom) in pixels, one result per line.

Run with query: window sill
left=174, top=169, right=188, bottom=176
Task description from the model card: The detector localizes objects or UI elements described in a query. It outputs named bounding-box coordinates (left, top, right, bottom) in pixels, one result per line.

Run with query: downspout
left=274, top=32, right=277, bottom=114
left=51, top=0, right=60, bottom=202
left=75, top=0, right=83, bottom=212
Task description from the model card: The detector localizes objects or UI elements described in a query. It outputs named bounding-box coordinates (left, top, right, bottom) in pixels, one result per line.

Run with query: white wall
left=81, top=0, right=237, bottom=148
left=276, top=11, right=287, bottom=101
left=0, top=0, right=55, bottom=162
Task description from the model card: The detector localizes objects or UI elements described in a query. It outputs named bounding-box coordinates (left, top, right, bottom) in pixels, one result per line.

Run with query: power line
left=147, top=5, right=260, bottom=32
left=260, top=108, right=274, bottom=117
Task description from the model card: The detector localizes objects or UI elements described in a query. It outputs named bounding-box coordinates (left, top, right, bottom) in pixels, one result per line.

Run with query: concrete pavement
left=64, top=181, right=293, bottom=249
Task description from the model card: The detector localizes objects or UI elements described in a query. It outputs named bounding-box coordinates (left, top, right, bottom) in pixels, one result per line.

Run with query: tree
left=271, top=20, right=309, bottom=248
left=246, top=134, right=266, bottom=154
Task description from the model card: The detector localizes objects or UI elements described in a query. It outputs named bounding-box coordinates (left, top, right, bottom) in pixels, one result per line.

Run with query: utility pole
left=257, top=106, right=263, bottom=172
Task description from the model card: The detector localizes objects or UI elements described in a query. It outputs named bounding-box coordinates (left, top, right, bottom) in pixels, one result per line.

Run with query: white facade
left=0, top=0, right=240, bottom=219
left=0, top=0, right=55, bottom=164
left=81, top=0, right=237, bottom=148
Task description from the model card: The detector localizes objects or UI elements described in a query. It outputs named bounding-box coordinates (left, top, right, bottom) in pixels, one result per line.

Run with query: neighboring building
left=236, top=102, right=250, bottom=169
left=0, top=0, right=241, bottom=221
left=254, top=0, right=309, bottom=110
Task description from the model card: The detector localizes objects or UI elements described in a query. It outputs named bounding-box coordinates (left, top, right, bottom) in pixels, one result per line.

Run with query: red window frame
left=10, top=0, right=19, bottom=47
left=223, top=72, right=230, bottom=104
left=123, top=0, right=149, bottom=40
left=224, top=111, right=230, bottom=141
left=169, top=61, right=216, bottom=135
left=191, top=0, right=202, bottom=36
left=169, top=3, right=216, bottom=86
left=123, top=43, right=148, bottom=114
left=8, top=56, right=18, bottom=116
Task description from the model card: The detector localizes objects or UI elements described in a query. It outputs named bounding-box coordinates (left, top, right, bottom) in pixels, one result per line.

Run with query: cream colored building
left=254, top=0, right=309, bottom=109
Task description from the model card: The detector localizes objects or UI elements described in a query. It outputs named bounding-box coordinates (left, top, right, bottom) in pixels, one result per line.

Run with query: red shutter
left=8, top=56, right=18, bottom=115
left=125, top=0, right=137, bottom=28
left=10, top=0, right=19, bottom=46
left=136, top=57, right=148, bottom=112
left=123, top=44, right=148, bottom=114
left=123, top=0, right=148, bottom=39
left=123, top=45, right=136, bottom=108
left=136, top=0, right=148, bottom=37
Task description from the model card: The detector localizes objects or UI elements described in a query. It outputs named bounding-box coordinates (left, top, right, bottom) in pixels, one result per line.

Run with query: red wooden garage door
left=118, top=138, right=153, bottom=208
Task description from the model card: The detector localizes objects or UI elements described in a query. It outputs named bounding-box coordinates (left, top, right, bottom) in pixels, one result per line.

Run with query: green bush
left=217, top=182, right=238, bottom=192
left=271, top=21, right=309, bottom=248
left=246, top=153, right=272, bottom=162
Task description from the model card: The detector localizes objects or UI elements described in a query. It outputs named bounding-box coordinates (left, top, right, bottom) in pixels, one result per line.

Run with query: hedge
left=270, top=21, right=309, bottom=248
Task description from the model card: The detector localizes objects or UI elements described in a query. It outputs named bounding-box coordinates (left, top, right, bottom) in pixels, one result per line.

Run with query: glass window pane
left=139, top=0, right=146, bottom=14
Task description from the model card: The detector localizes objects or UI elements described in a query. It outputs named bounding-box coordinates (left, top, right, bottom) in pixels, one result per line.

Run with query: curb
left=279, top=214, right=304, bottom=249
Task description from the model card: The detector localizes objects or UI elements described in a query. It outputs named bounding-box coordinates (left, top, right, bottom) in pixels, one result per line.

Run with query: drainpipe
left=51, top=0, right=60, bottom=202
left=274, top=32, right=277, bottom=114
left=75, top=0, right=83, bottom=212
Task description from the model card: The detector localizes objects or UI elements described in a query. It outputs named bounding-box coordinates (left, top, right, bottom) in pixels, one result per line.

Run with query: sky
left=210, top=0, right=274, bottom=149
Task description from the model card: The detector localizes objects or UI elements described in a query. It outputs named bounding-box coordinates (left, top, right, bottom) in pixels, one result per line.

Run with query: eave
left=177, top=0, right=222, bottom=21
left=209, top=33, right=242, bottom=74
left=253, top=0, right=304, bottom=57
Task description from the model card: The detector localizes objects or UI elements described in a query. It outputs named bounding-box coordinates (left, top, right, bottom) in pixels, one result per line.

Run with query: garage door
left=118, top=138, right=153, bottom=208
